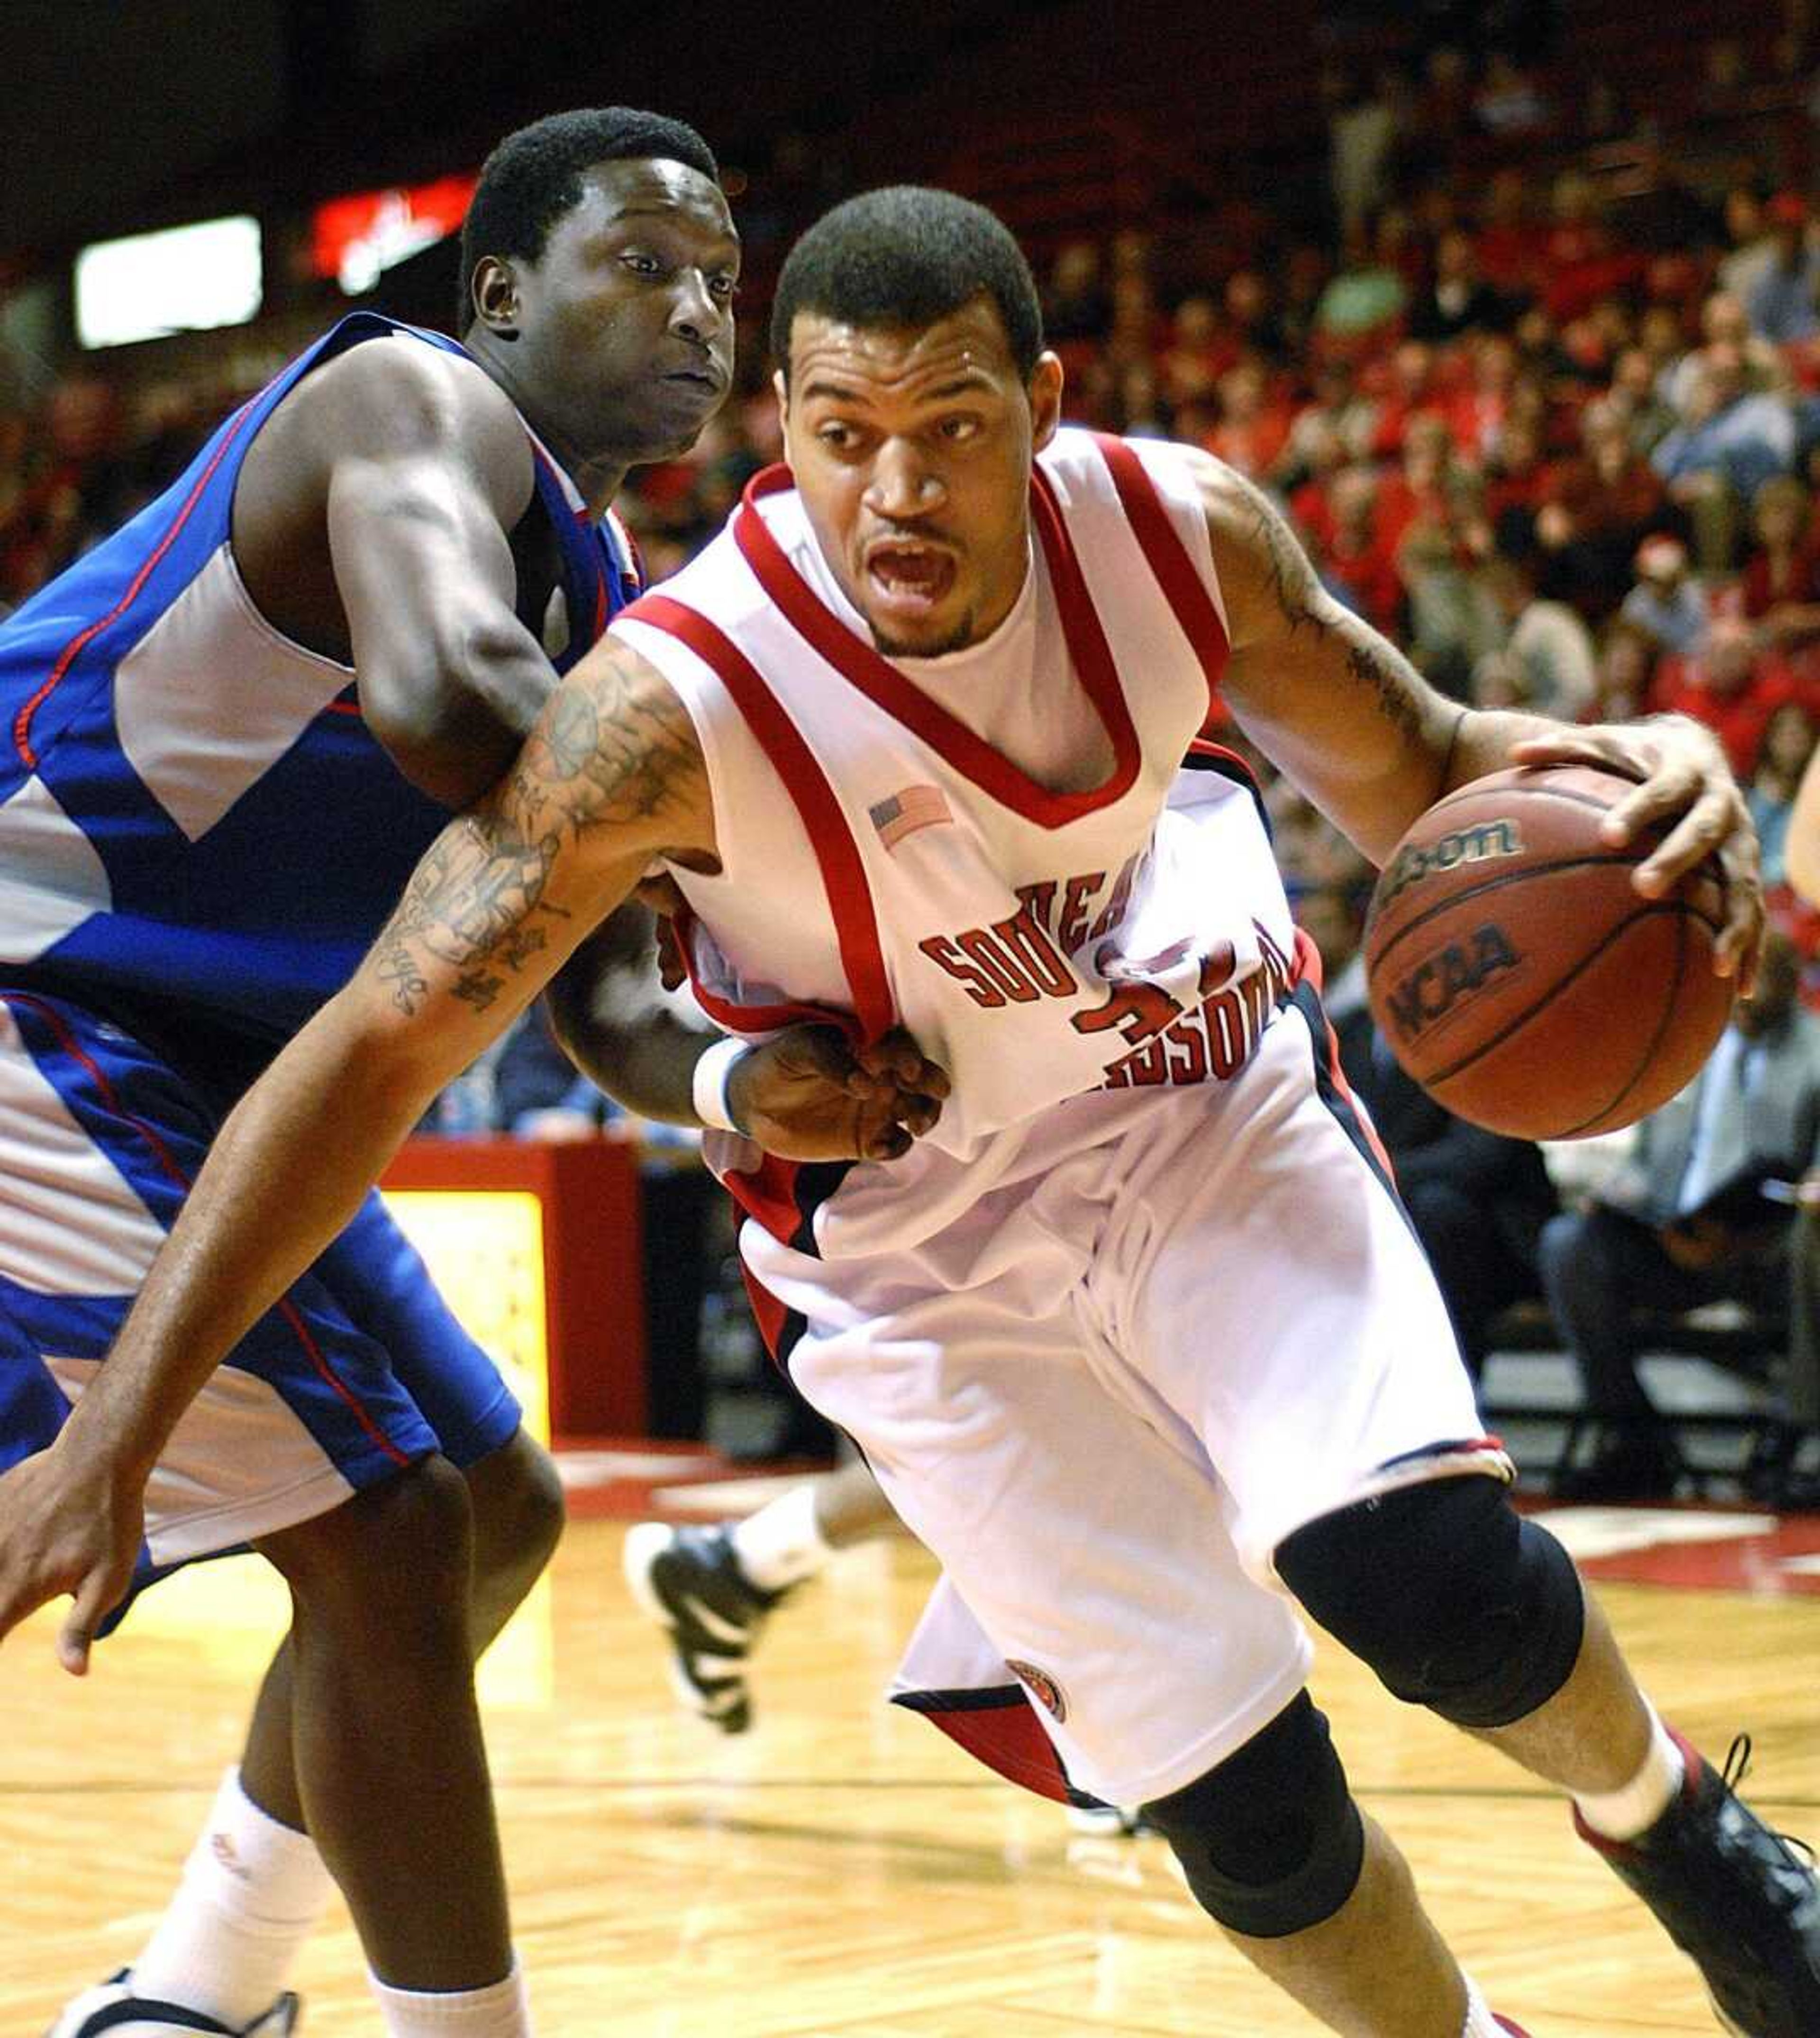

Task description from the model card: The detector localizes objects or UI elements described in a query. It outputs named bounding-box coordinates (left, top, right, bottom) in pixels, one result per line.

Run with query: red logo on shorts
left=1006, top=1659, right=1067, bottom=1722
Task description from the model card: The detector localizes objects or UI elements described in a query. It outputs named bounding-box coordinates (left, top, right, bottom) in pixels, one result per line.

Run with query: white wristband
left=692, top=1036, right=751, bottom=1133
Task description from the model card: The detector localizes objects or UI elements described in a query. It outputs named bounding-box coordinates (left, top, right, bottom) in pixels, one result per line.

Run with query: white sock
left=370, top=1958, right=532, bottom=2035
left=1461, top=1976, right=1503, bottom=2035
left=132, top=1768, right=334, bottom=2028
left=1574, top=1703, right=1686, bottom=1841
left=730, top=1482, right=834, bottom=1592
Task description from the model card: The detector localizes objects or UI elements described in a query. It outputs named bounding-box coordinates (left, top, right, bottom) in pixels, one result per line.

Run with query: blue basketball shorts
left=0, top=988, right=521, bottom=1615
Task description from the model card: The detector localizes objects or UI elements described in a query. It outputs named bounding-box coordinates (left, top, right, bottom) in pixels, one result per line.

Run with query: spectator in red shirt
left=1539, top=171, right=1642, bottom=324
left=1367, top=339, right=1442, bottom=459
left=1590, top=618, right=1659, bottom=724
left=1286, top=424, right=1345, bottom=555
left=1474, top=166, right=1546, bottom=298
left=1444, top=332, right=1520, bottom=462
left=1650, top=613, right=1801, bottom=775
left=1206, top=360, right=1293, bottom=480
left=1317, top=463, right=1405, bottom=637
left=1374, top=411, right=1457, bottom=557
left=1740, top=474, right=1820, bottom=655
left=1541, top=397, right=1674, bottom=617
left=1483, top=411, right=1555, bottom=525
left=1157, top=295, right=1234, bottom=411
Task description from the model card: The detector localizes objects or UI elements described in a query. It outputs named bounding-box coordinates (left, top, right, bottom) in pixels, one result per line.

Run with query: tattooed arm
left=0, top=638, right=714, bottom=1668
left=1194, top=452, right=1761, bottom=980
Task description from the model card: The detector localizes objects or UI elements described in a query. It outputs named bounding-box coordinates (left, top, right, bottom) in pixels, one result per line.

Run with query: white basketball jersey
left=612, top=428, right=1296, bottom=1155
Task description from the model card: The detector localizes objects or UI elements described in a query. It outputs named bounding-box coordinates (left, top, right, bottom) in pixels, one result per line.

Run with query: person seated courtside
left=1538, top=927, right=1820, bottom=1503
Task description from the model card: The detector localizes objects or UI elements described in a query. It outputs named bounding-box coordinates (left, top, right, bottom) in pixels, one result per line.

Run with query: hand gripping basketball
left=1509, top=714, right=1764, bottom=988
left=1365, top=759, right=1737, bottom=1140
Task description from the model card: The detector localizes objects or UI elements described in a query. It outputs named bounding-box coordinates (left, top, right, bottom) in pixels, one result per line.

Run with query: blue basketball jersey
left=0, top=313, right=635, bottom=1071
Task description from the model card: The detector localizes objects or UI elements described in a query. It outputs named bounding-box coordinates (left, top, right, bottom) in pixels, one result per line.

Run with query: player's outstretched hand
left=1509, top=713, right=1764, bottom=992
left=0, top=1428, right=144, bottom=1677
left=729, top=1024, right=950, bottom=1162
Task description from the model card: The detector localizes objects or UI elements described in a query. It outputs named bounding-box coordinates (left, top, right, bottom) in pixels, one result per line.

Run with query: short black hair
left=458, top=107, right=719, bottom=328
left=770, top=186, right=1044, bottom=383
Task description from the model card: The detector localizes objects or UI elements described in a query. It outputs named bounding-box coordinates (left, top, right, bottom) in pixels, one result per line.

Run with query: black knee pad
left=1139, top=1691, right=1365, bottom=1938
left=1275, top=1475, right=1584, bottom=1730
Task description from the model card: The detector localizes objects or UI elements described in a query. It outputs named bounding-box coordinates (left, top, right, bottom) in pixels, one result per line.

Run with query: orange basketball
left=1362, top=764, right=1734, bottom=1140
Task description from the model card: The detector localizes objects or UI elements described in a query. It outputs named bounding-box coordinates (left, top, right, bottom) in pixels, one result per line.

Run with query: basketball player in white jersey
left=3, top=115, right=944, bottom=2038
left=3, top=186, right=1813, bottom=2036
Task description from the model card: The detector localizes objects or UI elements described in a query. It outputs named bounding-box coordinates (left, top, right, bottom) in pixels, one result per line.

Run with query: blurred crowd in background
left=9, top=8, right=1820, bottom=941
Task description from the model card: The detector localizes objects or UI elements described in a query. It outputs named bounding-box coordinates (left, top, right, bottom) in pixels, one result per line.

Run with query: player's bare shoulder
left=299, top=336, right=533, bottom=508
left=1172, top=440, right=1328, bottom=651
left=510, top=631, right=717, bottom=862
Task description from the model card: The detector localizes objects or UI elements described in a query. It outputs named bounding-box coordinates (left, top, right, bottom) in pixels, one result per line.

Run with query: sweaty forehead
left=564, top=158, right=736, bottom=243
left=789, top=301, right=1019, bottom=397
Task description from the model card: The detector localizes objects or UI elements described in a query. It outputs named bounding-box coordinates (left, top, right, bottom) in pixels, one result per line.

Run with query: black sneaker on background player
left=622, top=1521, right=793, bottom=1734
left=1575, top=1728, right=1820, bottom=2036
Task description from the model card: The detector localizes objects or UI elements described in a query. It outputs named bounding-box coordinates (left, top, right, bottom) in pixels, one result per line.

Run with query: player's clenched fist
left=729, top=1025, right=949, bottom=1162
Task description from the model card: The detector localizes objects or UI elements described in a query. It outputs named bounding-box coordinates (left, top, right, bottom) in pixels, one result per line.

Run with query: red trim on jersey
left=672, top=907, right=863, bottom=1042
left=323, top=697, right=363, bottom=717
left=894, top=1689, right=1072, bottom=1803
left=1090, top=432, right=1230, bottom=722
left=719, top=1150, right=805, bottom=1242
left=730, top=464, right=1141, bottom=829
left=604, top=506, right=644, bottom=597
left=1186, top=736, right=1257, bottom=783
left=716, top=1151, right=839, bottom=1362
left=528, top=442, right=610, bottom=648
left=1292, top=939, right=1401, bottom=1187
left=621, top=593, right=895, bottom=1042
left=14, top=403, right=258, bottom=769
left=2, top=993, right=411, bottom=1467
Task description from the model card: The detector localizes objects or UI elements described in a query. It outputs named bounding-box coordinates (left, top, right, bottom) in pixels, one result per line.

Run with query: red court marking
left=1522, top=1499, right=1820, bottom=1599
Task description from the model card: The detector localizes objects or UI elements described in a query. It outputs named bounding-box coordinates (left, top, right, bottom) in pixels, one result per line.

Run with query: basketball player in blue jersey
left=3, top=183, right=1813, bottom=2038
left=0, top=112, right=944, bottom=2038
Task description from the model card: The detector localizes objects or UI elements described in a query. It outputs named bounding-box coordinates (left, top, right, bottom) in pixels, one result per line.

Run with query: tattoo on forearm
left=1232, top=468, right=1321, bottom=636
left=1343, top=639, right=1424, bottom=745
left=364, top=653, right=700, bottom=1018
left=374, top=947, right=428, bottom=1013
left=454, top=970, right=506, bottom=1012
left=528, top=675, right=700, bottom=832
left=369, top=815, right=561, bottom=1016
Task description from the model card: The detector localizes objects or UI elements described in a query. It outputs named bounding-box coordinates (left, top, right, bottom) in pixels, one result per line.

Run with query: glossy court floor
left=3, top=1453, right=1818, bottom=2038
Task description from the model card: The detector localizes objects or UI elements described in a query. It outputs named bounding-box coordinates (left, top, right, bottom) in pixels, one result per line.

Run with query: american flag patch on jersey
left=868, top=783, right=952, bottom=850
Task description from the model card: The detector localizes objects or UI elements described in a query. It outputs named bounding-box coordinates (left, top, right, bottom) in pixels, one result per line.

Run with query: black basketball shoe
left=49, top=1971, right=300, bottom=2035
left=1575, top=1728, right=1820, bottom=2036
left=621, top=1520, right=793, bottom=1734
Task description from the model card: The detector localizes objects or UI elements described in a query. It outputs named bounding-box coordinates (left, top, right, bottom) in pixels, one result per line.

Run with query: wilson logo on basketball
left=1006, top=1659, right=1067, bottom=1722
left=1377, top=818, right=1525, bottom=908
left=1384, top=923, right=1521, bottom=1039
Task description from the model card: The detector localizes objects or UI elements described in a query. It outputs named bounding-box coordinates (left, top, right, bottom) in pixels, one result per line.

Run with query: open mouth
left=864, top=543, right=957, bottom=616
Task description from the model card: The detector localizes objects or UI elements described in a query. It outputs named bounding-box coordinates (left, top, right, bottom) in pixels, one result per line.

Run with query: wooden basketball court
left=3, top=1490, right=1817, bottom=2036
